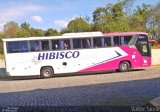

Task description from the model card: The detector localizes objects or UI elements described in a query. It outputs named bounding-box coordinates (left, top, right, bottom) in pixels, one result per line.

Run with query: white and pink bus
left=2, top=31, right=153, bottom=78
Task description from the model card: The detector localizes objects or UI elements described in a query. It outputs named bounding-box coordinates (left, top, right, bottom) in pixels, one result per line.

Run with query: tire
left=40, top=67, right=54, bottom=78
left=119, top=61, right=130, bottom=72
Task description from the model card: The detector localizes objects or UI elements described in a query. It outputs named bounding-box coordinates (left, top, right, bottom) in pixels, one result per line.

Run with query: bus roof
left=2, top=31, right=103, bottom=42
left=62, top=31, right=102, bottom=36
left=103, top=32, right=148, bottom=37
left=2, top=31, right=148, bottom=42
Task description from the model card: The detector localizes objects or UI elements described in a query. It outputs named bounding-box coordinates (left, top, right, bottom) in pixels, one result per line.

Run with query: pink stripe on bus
left=79, top=46, right=151, bottom=72
left=103, top=32, right=147, bottom=37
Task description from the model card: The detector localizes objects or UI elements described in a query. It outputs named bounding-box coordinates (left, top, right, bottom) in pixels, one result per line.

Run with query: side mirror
left=148, top=40, right=158, bottom=47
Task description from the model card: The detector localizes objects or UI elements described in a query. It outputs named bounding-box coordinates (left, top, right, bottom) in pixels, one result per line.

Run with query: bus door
left=135, top=43, right=151, bottom=66
left=136, top=43, right=151, bottom=57
left=136, top=34, right=151, bottom=57
left=135, top=34, right=151, bottom=66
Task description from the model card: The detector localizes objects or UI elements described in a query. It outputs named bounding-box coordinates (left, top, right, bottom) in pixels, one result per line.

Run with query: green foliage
left=67, top=17, right=92, bottom=32
left=16, top=29, right=31, bottom=38
left=29, top=28, right=44, bottom=37
left=4, top=21, right=20, bottom=38
left=0, top=0, right=160, bottom=53
left=60, top=28, right=70, bottom=34
left=129, top=3, right=152, bottom=31
left=45, top=28, right=59, bottom=36
left=104, top=17, right=130, bottom=32
left=93, top=7, right=106, bottom=22
left=0, top=0, right=159, bottom=40
left=21, top=22, right=30, bottom=31
left=92, top=1, right=130, bottom=32
left=0, top=33, right=6, bottom=54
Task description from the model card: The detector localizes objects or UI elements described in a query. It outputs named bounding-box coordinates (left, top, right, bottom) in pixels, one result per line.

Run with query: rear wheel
left=40, top=67, right=54, bottom=78
left=119, top=61, right=130, bottom=72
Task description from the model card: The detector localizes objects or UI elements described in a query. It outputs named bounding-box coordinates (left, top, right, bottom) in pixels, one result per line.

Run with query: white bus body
left=2, top=32, right=151, bottom=78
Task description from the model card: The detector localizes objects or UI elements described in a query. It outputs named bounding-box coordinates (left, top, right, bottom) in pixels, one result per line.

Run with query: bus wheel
left=119, top=61, right=130, bottom=72
left=40, top=67, right=54, bottom=78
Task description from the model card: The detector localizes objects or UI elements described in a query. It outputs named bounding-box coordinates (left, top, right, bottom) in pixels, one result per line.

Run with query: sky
left=0, top=0, right=159, bottom=31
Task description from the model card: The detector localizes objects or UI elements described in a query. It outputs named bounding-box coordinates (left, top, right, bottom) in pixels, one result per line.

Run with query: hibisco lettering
left=38, top=51, right=80, bottom=60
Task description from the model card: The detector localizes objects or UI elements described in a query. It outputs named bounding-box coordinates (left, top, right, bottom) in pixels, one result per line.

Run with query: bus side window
left=52, top=40, right=59, bottom=50
left=63, top=39, right=71, bottom=50
left=113, top=36, right=120, bottom=46
left=93, top=37, right=104, bottom=48
left=59, top=40, right=65, bottom=50
left=41, top=40, right=49, bottom=50
left=58, top=39, right=71, bottom=50
left=104, top=37, right=111, bottom=47
left=120, top=36, right=133, bottom=45
left=82, top=38, right=91, bottom=48
left=7, top=41, right=28, bottom=53
left=30, top=41, right=40, bottom=51
left=73, top=39, right=82, bottom=49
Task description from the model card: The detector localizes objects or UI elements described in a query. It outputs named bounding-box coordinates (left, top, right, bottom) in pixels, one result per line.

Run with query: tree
left=92, top=0, right=130, bottom=32
left=147, top=3, right=160, bottom=38
left=21, top=22, right=30, bottom=31
left=0, top=33, right=6, bottom=53
left=45, top=28, right=59, bottom=36
left=130, top=3, right=152, bottom=31
left=67, top=17, right=92, bottom=32
left=15, top=22, right=31, bottom=38
left=16, top=30, right=31, bottom=38
left=93, top=7, right=106, bottom=23
left=4, top=21, right=20, bottom=38
left=60, top=28, right=70, bottom=34
left=29, top=28, right=44, bottom=37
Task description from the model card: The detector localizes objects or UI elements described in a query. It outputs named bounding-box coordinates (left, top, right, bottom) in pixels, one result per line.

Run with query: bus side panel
left=79, top=47, right=128, bottom=72
left=120, top=46, right=151, bottom=68
left=79, top=46, right=151, bottom=72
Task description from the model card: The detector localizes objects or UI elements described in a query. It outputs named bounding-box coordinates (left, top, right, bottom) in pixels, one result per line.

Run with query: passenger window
left=104, top=37, right=111, bottom=47
left=82, top=38, right=91, bottom=48
left=113, top=36, right=120, bottom=46
left=41, top=40, right=49, bottom=50
left=120, top=36, right=133, bottom=45
left=52, top=39, right=70, bottom=50
left=73, top=39, right=82, bottom=49
left=7, top=41, right=28, bottom=53
left=63, top=39, right=70, bottom=50
left=30, top=41, right=40, bottom=51
left=93, top=37, right=104, bottom=48
left=52, top=40, right=59, bottom=50
left=73, top=38, right=91, bottom=49
left=59, top=39, right=70, bottom=50
left=114, top=36, right=133, bottom=46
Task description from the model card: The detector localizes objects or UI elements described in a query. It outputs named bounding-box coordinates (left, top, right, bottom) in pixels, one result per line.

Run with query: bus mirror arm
left=148, top=40, right=158, bottom=47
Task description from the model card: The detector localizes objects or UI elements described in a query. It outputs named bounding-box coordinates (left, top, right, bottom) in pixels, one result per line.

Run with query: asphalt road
left=0, top=66, right=160, bottom=112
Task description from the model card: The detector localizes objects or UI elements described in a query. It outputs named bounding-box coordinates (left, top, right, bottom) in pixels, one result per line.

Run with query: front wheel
left=40, top=67, right=54, bottom=78
left=119, top=61, right=130, bottom=72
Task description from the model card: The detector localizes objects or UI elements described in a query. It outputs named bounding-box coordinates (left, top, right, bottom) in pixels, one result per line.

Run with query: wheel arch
left=40, top=66, right=54, bottom=77
left=119, top=60, right=132, bottom=68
